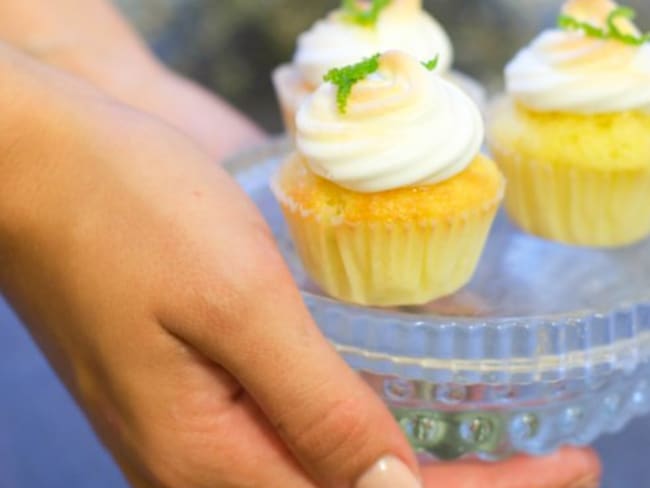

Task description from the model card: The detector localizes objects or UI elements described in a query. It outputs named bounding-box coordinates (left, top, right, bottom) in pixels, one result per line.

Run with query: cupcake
left=488, top=0, right=650, bottom=247
left=271, top=51, right=505, bottom=306
left=273, top=0, right=484, bottom=136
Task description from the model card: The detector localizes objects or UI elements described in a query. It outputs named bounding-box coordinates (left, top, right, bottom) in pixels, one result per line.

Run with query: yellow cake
left=272, top=51, right=504, bottom=306
left=273, top=154, right=503, bottom=306
left=489, top=98, right=650, bottom=246
left=487, top=0, right=650, bottom=247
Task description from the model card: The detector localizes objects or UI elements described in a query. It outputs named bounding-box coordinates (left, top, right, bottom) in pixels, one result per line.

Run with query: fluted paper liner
left=490, top=142, right=650, bottom=247
left=271, top=168, right=503, bottom=307
left=272, top=64, right=310, bottom=139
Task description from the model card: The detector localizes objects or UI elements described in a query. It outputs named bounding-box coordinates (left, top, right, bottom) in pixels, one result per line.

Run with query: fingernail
left=566, top=475, right=600, bottom=488
left=356, top=456, right=421, bottom=488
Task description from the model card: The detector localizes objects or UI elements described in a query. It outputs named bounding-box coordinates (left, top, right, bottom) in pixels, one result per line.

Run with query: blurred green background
left=116, top=0, right=650, bottom=132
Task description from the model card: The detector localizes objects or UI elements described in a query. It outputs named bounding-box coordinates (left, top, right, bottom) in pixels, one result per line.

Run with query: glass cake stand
left=226, top=138, right=650, bottom=461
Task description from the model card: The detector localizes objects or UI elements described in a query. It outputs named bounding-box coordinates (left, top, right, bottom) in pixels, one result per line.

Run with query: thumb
left=169, top=242, right=421, bottom=488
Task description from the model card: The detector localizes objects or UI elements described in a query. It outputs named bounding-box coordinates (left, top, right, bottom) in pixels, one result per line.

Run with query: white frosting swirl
left=294, top=0, right=453, bottom=88
left=296, top=51, right=484, bottom=193
left=506, top=0, right=650, bottom=113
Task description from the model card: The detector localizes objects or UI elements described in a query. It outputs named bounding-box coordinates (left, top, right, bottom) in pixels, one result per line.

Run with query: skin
left=0, top=1, right=602, bottom=487
left=0, top=0, right=265, bottom=161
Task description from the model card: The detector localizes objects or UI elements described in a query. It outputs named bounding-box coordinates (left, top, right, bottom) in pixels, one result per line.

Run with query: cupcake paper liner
left=272, top=64, right=311, bottom=139
left=271, top=171, right=503, bottom=307
left=490, top=143, right=650, bottom=247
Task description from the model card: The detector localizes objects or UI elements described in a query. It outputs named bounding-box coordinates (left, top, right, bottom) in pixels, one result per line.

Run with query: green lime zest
left=558, top=6, right=650, bottom=46
left=341, top=0, right=392, bottom=27
left=421, top=55, right=440, bottom=71
left=323, top=54, right=381, bottom=114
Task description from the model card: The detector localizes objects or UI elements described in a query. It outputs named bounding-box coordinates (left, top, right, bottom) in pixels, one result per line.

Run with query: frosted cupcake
left=488, top=0, right=650, bottom=247
left=272, top=51, right=504, bottom=306
left=273, top=0, right=484, bottom=136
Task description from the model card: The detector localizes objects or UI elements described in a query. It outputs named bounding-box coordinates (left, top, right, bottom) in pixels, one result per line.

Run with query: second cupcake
left=272, top=51, right=504, bottom=306
left=273, top=0, right=484, bottom=136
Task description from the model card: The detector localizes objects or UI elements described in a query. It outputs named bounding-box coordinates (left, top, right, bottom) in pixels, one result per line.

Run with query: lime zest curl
left=324, top=53, right=442, bottom=114
left=421, top=55, right=440, bottom=71
left=558, top=6, right=650, bottom=46
left=341, top=0, right=392, bottom=27
left=324, top=54, right=381, bottom=114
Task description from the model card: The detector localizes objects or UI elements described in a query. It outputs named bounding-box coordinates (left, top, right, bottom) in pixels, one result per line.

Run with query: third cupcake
left=488, top=0, right=650, bottom=247
left=273, top=0, right=484, bottom=136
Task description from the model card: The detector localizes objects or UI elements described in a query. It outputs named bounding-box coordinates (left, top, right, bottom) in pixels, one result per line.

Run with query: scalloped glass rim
left=225, top=138, right=650, bottom=384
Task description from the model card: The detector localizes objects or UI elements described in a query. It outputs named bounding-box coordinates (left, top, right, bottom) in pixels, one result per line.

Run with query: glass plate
left=226, top=138, right=650, bottom=460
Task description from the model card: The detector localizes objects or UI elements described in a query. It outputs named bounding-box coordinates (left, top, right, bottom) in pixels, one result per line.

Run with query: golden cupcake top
left=295, top=51, right=484, bottom=193
left=489, top=97, right=650, bottom=172
left=506, top=0, right=650, bottom=114
left=276, top=153, right=504, bottom=224
left=293, top=0, right=453, bottom=88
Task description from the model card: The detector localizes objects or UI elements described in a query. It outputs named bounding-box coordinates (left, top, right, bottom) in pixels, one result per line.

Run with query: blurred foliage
left=116, top=0, right=650, bottom=132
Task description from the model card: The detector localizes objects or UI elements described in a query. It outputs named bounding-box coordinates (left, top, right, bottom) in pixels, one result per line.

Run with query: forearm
left=0, top=44, right=58, bottom=242
left=0, top=0, right=264, bottom=160
left=0, top=42, right=110, bottom=257
left=0, top=51, right=52, bottom=297
left=0, top=0, right=152, bottom=64
left=0, top=47, right=99, bottom=393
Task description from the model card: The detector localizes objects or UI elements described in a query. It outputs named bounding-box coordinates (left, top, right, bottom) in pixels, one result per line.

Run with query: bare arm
left=0, top=0, right=264, bottom=161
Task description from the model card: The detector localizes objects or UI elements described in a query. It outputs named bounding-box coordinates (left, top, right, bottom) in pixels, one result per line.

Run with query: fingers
left=160, top=224, right=420, bottom=488
left=78, top=316, right=319, bottom=488
left=420, top=447, right=601, bottom=488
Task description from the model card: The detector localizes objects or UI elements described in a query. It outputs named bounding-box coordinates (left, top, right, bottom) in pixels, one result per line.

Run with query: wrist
left=0, top=46, right=41, bottom=241
left=0, top=44, right=90, bottom=248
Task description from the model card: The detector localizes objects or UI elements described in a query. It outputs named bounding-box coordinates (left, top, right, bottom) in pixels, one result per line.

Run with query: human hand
left=0, top=0, right=264, bottom=161
left=0, top=43, right=602, bottom=487
left=0, top=44, right=422, bottom=487
left=420, top=449, right=600, bottom=488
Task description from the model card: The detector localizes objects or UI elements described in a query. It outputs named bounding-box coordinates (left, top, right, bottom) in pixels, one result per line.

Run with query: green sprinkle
left=558, top=6, right=650, bottom=46
left=341, top=0, right=392, bottom=27
left=421, top=55, right=440, bottom=71
left=558, top=14, right=607, bottom=39
left=323, top=54, right=381, bottom=114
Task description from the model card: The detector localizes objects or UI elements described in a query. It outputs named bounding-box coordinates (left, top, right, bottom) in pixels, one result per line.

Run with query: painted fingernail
left=356, top=456, right=421, bottom=488
left=566, top=475, right=600, bottom=488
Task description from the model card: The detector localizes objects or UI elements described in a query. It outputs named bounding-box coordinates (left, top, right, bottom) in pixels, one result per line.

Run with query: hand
left=0, top=0, right=264, bottom=161
left=420, top=449, right=600, bottom=488
left=0, top=45, right=420, bottom=487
